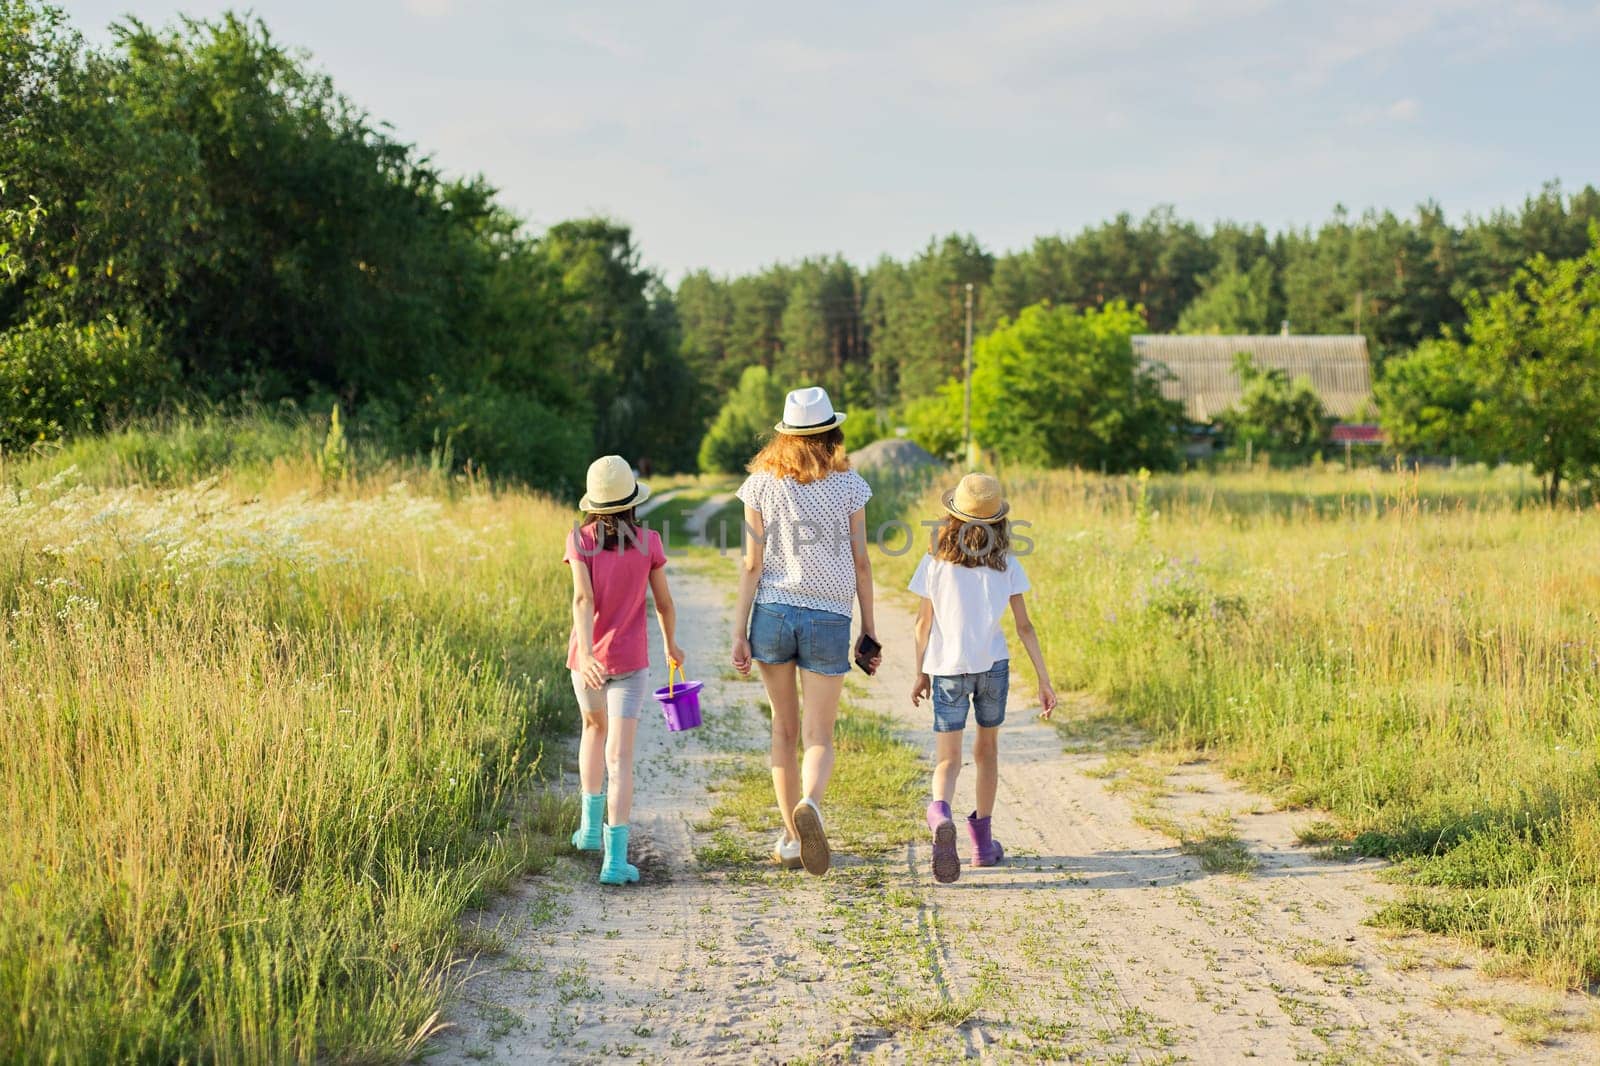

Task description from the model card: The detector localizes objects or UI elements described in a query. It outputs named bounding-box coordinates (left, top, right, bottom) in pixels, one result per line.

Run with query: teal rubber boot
left=599, top=824, right=640, bottom=885
left=570, top=793, right=604, bottom=852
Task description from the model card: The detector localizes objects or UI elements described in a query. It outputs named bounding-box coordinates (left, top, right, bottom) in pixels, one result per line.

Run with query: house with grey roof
left=1133, top=333, right=1374, bottom=423
left=1132, top=332, right=1378, bottom=456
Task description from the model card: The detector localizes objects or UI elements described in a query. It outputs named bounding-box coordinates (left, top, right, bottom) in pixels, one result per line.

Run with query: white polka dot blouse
left=736, top=469, right=873, bottom=619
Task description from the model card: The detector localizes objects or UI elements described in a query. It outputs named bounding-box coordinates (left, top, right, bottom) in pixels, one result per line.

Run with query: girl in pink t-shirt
left=565, top=456, right=685, bottom=886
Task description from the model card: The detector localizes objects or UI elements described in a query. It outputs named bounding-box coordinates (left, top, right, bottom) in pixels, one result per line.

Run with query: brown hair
left=583, top=507, right=644, bottom=552
left=747, top=427, right=849, bottom=484
left=933, top=514, right=1011, bottom=570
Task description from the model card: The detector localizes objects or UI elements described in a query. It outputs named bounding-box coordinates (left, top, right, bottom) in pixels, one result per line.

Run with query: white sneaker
left=791, top=797, right=831, bottom=876
left=772, top=831, right=803, bottom=870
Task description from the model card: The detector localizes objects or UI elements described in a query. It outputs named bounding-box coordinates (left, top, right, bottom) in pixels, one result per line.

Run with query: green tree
left=875, top=235, right=992, bottom=401
left=726, top=269, right=790, bottom=373
left=970, top=301, right=1180, bottom=471
left=533, top=218, right=696, bottom=471
left=675, top=269, right=736, bottom=418
left=698, top=365, right=786, bottom=474
left=1218, top=352, right=1331, bottom=462
left=861, top=257, right=910, bottom=407
left=1375, top=337, right=1483, bottom=459
left=988, top=208, right=1217, bottom=333
left=1460, top=229, right=1600, bottom=503
left=0, top=315, right=174, bottom=447
left=777, top=256, right=863, bottom=394
left=1178, top=254, right=1280, bottom=334
left=901, top=386, right=963, bottom=459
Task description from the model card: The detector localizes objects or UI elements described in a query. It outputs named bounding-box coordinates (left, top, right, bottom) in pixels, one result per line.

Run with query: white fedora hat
left=578, top=455, right=651, bottom=514
left=774, top=386, right=847, bottom=436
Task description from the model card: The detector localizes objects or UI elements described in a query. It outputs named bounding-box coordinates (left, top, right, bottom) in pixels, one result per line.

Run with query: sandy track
left=432, top=554, right=1597, bottom=1064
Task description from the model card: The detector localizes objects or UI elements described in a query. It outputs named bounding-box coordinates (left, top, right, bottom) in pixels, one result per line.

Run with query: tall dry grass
left=885, top=463, right=1600, bottom=987
left=0, top=454, right=577, bottom=1062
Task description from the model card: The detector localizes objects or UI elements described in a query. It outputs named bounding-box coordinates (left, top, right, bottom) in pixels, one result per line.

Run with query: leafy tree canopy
left=698, top=365, right=786, bottom=474
left=1219, top=353, right=1331, bottom=463
left=1461, top=228, right=1600, bottom=502
left=970, top=301, right=1182, bottom=472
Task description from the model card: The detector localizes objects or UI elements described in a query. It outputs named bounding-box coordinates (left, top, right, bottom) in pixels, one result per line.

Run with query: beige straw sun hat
left=942, top=473, right=1010, bottom=522
left=579, top=455, right=651, bottom=514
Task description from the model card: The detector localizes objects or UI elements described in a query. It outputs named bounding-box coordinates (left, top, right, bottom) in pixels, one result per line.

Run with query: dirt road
left=433, top=554, right=1598, bottom=1064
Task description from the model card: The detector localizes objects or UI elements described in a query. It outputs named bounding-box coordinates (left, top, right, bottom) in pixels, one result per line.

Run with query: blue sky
left=65, top=0, right=1600, bottom=280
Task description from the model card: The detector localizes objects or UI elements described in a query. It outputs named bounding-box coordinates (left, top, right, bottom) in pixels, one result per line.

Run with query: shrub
left=842, top=406, right=887, bottom=452
left=901, top=386, right=963, bottom=460
left=0, top=316, right=175, bottom=449
left=394, top=379, right=592, bottom=494
left=698, top=365, right=786, bottom=473
left=970, top=301, right=1181, bottom=472
left=1218, top=352, right=1331, bottom=463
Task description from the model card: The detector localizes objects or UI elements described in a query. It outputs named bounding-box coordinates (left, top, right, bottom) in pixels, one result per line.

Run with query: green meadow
left=885, top=463, right=1600, bottom=988
left=0, top=429, right=580, bottom=1062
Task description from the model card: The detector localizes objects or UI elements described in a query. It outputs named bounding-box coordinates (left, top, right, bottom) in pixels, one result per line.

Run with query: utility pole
left=962, top=282, right=974, bottom=463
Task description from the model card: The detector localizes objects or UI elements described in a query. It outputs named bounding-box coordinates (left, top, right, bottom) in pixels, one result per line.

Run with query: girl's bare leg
left=605, top=716, right=639, bottom=824
left=578, top=710, right=607, bottom=796
left=761, top=660, right=802, bottom=840
left=933, top=729, right=963, bottom=808
left=973, top=725, right=1000, bottom=818
left=799, top=670, right=845, bottom=804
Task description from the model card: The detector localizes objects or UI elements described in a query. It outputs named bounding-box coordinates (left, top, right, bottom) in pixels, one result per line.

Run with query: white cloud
left=563, top=11, right=640, bottom=60
left=1387, top=97, right=1421, bottom=121
left=403, top=0, right=458, bottom=17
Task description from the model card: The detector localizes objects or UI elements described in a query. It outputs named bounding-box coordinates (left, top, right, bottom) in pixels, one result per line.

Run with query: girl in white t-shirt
left=909, top=473, right=1057, bottom=884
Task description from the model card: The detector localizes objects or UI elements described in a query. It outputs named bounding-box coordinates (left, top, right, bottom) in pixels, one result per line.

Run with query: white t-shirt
left=908, top=553, right=1031, bottom=676
left=737, top=469, right=873, bottom=618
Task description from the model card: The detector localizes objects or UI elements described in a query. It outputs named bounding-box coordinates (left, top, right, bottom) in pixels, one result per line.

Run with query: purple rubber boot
left=927, top=801, right=959, bottom=883
left=967, top=811, right=1005, bottom=867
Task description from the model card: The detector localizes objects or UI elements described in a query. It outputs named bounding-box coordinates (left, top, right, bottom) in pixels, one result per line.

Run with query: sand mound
left=850, top=437, right=940, bottom=472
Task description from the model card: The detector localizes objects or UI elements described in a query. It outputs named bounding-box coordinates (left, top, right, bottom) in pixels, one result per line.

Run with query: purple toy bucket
left=653, top=663, right=703, bottom=732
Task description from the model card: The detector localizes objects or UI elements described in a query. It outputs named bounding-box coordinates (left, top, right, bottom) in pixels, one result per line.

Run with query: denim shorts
left=570, top=667, right=651, bottom=720
left=931, top=659, right=1009, bottom=733
left=749, top=601, right=852, bottom=676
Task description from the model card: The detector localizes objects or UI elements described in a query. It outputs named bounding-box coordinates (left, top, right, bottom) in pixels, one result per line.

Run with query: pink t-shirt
left=564, top=523, right=666, bottom=675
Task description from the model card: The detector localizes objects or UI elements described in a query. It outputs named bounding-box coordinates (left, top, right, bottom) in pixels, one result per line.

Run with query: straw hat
left=774, top=386, right=848, bottom=436
left=942, top=473, right=1010, bottom=522
left=579, top=455, right=651, bottom=514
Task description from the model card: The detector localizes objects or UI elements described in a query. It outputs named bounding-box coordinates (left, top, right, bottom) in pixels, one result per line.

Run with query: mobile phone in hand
left=854, top=633, right=882, bottom=675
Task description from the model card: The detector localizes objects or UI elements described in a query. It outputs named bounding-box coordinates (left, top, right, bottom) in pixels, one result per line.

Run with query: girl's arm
left=1009, top=593, right=1058, bottom=718
left=648, top=567, right=686, bottom=668
left=730, top=505, right=765, bottom=676
left=910, top=597, right=933, bottom=706
left=570, top=558, right=607, bottom=690
left=848, top=509, right=882, bottom=669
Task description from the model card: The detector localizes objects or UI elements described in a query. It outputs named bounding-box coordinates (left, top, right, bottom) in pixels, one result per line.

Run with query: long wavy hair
left=747, top=427, right=849, bottom=484
left=933, top=513, right=1010, bottom=570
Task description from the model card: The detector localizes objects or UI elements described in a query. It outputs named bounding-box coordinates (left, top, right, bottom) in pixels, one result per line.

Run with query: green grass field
left=0, top=433, right=581, bottom=1062
left=885, top=463, right=1600, bottom=989
left=7, top=428, right=1599, bottom=1060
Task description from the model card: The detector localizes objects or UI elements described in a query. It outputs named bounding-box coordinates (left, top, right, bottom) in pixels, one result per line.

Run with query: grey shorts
left=571, top=667, right=652, bottom=720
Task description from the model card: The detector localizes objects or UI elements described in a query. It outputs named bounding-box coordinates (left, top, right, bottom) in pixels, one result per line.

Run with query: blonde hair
left=747, top=427, right=849, bottom=484
left=933, top=514, right=1010, bottom=570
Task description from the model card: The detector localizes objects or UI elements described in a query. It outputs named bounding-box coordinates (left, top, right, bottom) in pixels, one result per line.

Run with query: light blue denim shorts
left=749, top=601, right=852, bottom=676
left=931, top=659, right=1010, bottom=733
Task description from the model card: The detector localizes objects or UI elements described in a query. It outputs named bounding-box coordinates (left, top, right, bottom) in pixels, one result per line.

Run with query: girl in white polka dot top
left=731, top=386, right=881, bottom=877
